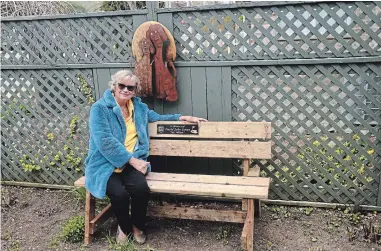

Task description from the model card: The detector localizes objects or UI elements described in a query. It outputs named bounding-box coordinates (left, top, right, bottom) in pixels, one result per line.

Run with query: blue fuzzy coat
left=85, top=89, right=181, bottom=199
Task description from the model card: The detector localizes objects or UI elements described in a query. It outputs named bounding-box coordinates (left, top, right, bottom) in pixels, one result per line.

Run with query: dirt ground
left=1, top=186, right=381, bottom=251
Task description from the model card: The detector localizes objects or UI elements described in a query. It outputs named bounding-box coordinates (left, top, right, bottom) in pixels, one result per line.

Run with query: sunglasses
left=117, top=83, right=137, bottom=92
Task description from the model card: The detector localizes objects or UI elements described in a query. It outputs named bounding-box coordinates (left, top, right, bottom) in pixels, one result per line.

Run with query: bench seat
left=75, top=172, right=270, bottom=199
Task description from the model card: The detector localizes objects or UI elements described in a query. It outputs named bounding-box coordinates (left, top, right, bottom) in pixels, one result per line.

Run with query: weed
left=72, top=187, right=87, bottom=202
left=346, top=226, right=359, bottom=242
left=7, top=240, right=21, bottom=251
left=1, top=231, right=12, bottom=240
left=266, top=240, right=274, bottom=250
left=106, top=234, right=152, bottom=251
left=362, top=221, right=381, bottom=245
left=60, top=215, right=85, bottom=243
left=216, top=225, right=232, bottom=245
left=304, top=207, right=314, bottom=216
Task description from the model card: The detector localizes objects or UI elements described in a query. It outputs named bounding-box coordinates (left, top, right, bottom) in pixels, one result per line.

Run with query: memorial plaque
left=157, top=124, right=199, bottom=135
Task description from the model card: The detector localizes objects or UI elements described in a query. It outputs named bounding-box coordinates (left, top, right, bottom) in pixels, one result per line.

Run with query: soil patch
left=1, top=186, right=380, bottom=251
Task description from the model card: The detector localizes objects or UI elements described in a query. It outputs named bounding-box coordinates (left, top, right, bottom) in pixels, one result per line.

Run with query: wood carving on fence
left=132, top=21, right=178, bottom=101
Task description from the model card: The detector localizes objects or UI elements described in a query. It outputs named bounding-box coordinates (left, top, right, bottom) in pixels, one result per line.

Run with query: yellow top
left=114, top=99, right=138, bottom=173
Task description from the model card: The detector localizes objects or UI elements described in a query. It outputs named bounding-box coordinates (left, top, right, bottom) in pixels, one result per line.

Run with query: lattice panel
left=232, top=64, right=381, bottom=205
left=1, top=69, right=95, bottom=185
left=173, top=1, right=381, bottom=60
left=1, top=15, right=134, bottom=65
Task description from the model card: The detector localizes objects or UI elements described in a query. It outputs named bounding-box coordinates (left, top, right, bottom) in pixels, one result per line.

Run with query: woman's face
left=114, top=76, right=137, bottom=102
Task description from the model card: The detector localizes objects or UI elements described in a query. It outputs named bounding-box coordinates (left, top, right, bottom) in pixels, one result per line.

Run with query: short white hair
left=108, top=70, right=141, bottom=93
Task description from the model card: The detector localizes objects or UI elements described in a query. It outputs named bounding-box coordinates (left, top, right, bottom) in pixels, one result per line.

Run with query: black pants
left=106, top=164, right=150, bottom=235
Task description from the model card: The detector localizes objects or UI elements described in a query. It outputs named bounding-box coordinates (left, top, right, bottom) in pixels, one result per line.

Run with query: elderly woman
left=85, top=70, right=206, bottom=244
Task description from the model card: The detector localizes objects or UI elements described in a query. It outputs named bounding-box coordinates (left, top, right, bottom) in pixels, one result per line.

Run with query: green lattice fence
left=1, top=12, right=136, bottom=65
left=1, top=1, right=380, bottom=206
left=1, top=69, right=95, bottom=184
left=172, top=1, right=381, bottom=60
left=231, top=64, right=380, bottom=205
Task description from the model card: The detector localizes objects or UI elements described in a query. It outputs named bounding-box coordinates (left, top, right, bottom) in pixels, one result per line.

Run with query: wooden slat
left=148, top=180, right=269, bottom=199
left=74, top=173, right=271, bottom=189
left=248, top=167, right=260, bottom=177
left=89, top=204, right=113, bottom=234
left=85, top=191, right=95, bottom=245
left=146, top=172, right=270, bottom=187
left=147, top=204, right=246, bottom=223
left=242, top=158, right=250, bottom=211
left=150, top=140, right=272, bottom=159
left=241, top=199, right=254, bottom=251
left=243, top=159, right=250, bottom=176
left=74, top=176, right=85, bottom=187
left=149, top=121, right=272, bottom=139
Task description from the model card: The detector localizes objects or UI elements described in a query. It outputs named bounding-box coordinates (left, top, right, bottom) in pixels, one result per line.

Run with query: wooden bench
left=74, top=121, right=271, bottom=251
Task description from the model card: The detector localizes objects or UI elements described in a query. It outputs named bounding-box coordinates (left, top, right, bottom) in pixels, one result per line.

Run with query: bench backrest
left=148, top=122, right=272, bottom=159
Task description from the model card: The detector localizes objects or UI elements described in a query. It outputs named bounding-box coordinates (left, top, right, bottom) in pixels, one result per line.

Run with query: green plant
left=78, top=74, right=95, bottom=104
left=60, top=216, right=85, bottom=243
left=296, top=134, right=375, bottom=188
left=72, top=187, right=87, bottom=201
left=1, top=99, right=32, bottom=121
left=304, top=207, right=314, bottom=216
left=106, top=234, right=152, bottom=251
left=7, top=240, right=21, bottom=251
left=69, top=115, right=79, bottom=138
left=216, top=225, right=232, bottom=245
left=19, top=154, right=41, bottom=172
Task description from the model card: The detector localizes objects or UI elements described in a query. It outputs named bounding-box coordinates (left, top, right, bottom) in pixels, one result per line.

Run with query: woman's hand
left=179, top=116, right=208, bottom=123
left=129, top=157, right=150, bottom=175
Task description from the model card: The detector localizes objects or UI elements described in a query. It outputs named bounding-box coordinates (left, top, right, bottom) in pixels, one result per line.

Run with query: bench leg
left=85, top=191, right=95, bottom=245
left=241, top=199, right=254, bottom=251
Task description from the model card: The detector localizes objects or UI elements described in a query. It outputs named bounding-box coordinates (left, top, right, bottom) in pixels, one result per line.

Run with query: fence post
left=146, top=1, right=159, bottom=21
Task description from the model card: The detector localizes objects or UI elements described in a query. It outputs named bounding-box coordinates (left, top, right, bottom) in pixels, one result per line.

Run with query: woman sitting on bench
left=85, top=69, right=206, bottom=244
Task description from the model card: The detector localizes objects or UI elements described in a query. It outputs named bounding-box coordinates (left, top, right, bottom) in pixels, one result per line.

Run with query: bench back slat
left=149, top=122, right=271, bottom=139
left=150, top=140, right=272, bottom=159
left=146, top=172, right=270, bottom=187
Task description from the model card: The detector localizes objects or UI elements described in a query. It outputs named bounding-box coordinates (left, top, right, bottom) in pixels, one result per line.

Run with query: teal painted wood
left=162, top=67, right=186, bottom=174
left=1, top=9, right=148, bottom=21
left=205, top=67, right=224, bottom=175
left=147, top=1, right=159, bottom=21
left=190, top=67, right=209, bottom=174
left=206, top=67, right=222, bottom=121
left=95, top=69, right=111, bottom=98
left=174, top=67, right=195, bottom=174
left=155, top=1, right=317, bottom=13
left=221, top=67, right=233, bottom=175
left=158, top=13, right=174, bottom=36
left=3, top=56, right=381, bottom=70
left=133, top=14, right=148, bottom=31
left=191, top=67, right=207, bottom=118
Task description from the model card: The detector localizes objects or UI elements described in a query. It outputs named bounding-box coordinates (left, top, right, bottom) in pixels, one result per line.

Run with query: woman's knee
left=132, top=179, right=150, bottom=197
left=107, top=188, right=129, bottom=201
